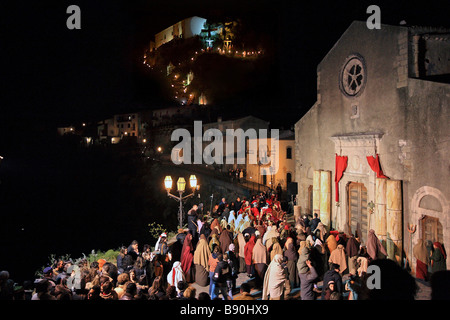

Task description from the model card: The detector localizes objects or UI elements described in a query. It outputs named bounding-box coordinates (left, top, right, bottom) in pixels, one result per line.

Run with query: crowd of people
left=1, top=189, right=448, bottom=301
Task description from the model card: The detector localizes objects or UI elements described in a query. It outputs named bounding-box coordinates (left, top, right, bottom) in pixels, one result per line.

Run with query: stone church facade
left=294, top=21, right=450, bottom=270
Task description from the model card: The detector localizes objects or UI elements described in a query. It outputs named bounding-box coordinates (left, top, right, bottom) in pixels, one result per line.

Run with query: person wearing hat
left=323, top=280, right=337, bottom=300
left=155, top=233, right=169, bottom=256
left=41, top=266, right=56, bottom=295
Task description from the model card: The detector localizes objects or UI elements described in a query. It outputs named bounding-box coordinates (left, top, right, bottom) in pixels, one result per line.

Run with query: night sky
left=2, top=0, right=449, bottom=133
left=0, top=0, right=449, bottom=282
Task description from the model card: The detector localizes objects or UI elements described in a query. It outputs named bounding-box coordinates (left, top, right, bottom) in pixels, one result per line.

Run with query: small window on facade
left=286, top=147, right=292, bottom=159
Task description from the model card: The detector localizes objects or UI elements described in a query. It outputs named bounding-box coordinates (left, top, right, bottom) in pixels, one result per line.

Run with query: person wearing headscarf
left=431, top=242, right=447, bottom=273
left=210, top=218, right=222, bottom=234
left=297, top=241, right=310, bottom=275
left=326, top=234, right=338, bottom=254
left=323, top=280, right=337, bottom=300
left=234, top=213, right=243, bottom=231
left=346, top=235, right=360, bottom=276
left=367, top=229, right=387, bottom=260
left=310, top=238, right=326, bottom=278
left=238, top=215, right=251, bottom=234
left=413, top=239, right=429, bottom=280
left=244, top=234, right=256, bottom=276
left=171, top=229, right=186, bottom=263
left=228, top=210, right=236, bottom=227
left=329, top=244, right=347, bottom=274
left=269, top=237, right=283, bottom=262
left=306, top=235, right=315, bottom=248
left=219, top=225, right=233, bottom=255
left=237, top=232, right=247, bottom=273
left=180, top=233, right=194, bottom=283
left=314, top=222, right=327, bottom=242
left=167, top=261, right=185, bottom=293
left=262, top=254, right=286, bottom=300
left=209, top=233, right=220, bottom=253
left=357, top=247, right=370, bottom=277
left=284, top=237, right=299, bottom=289
left=193, top=235, right=211, bottom=286
left=263, top=225, right=279, bottom=248
left=252, top=236, right=269, bottom=288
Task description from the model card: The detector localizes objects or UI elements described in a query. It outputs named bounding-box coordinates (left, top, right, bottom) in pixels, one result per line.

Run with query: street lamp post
left=164, top=175, right=199, bottom=228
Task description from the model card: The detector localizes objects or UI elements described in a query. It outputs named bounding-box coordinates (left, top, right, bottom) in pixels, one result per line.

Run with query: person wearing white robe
left=167, top=261, right=185, bottom=293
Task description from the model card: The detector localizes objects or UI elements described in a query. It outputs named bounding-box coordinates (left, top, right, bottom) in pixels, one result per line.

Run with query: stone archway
left=410, top=186, right=450, bottom=270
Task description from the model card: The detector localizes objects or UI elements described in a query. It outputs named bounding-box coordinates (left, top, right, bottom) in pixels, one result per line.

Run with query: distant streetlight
left=164, top=175, right=199, bottom=228
left=157, top=146, right=162, bottom=153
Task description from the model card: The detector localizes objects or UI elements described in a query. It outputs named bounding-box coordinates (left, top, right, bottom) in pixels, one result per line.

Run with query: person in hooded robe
left=269, top=237, right=283, bottom=262
left=200, top=220, right=212, bottom=242
left=297, top=241, right=311, bottom=275
left=283, top=237, right=299, bottom=289
left=329, top=244, right=347, bottom=274
left=209, top=232, right=220, bottom=253
left=306, top=235, right=315, bottom=248
left=180, top=233, right=194, bottom=283
left=367, top=229, right=387, bottom=261
left=167, top=261, right=185, bottom=293
left=234, top=213, right=243, bottom=231
left=310, top=238, right=326, bottom=278
left=244, top=234, right=256, bottom=277
left=346, top=235, right=360, bottom=276
left=210, top=218, right=222, bottom=234
left=262, top=254, right=286, bottom=300
left=228, top=210, right=236, bottom=227
left=193, top=235, right=211, bottom=286
left=357, top=246, right=370, bottom=277
left=431, top=242, right=447, bottom=273
left=171, top=229, right=186, bottom=263
left=237, top=232, right=247, bottom=273
left=239, top=215, right=252, bottom=234
left=263, top=225, right=279, bottom=248
left=219, top=225, right=233, bottom=255
left=326, top=234, right=338, bottom=254
left=314, top=222, right=327, bottom=242
left=252, top=235, right=269, bottom=288
left=413, top=239, right=429, bottom=281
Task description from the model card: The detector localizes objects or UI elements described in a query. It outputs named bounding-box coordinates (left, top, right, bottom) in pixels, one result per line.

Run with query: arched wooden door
left=348, top=182, right=368, bottom=242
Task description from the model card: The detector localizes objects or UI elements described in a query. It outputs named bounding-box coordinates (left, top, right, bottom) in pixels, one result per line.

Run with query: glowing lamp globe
left=164, top=176, right=173, bottom=190
left=189, top=175, right=197, bottom=189
left=177, top=177, right=186, bottom=192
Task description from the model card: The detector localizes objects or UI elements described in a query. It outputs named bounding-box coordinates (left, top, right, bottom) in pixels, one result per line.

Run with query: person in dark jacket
left=299, top=260, right=318, bottom=300
left=187, top=205, right=199, bottom=245
left=212, top=254, right=231, bottom=300
left=127, top=240, right=140, bottom=263
left=321, top=263, right=342, bottom=299
left=310, top=213, right=321, bottom=232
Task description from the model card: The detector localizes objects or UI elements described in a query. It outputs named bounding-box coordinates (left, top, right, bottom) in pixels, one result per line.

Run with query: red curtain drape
left=366, top=154, right=388, bottom=178
left=335, top=154, right=348, bottom=202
